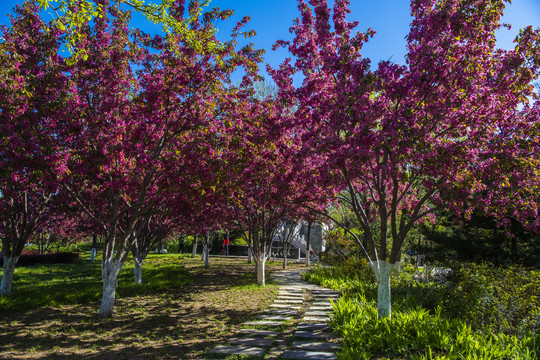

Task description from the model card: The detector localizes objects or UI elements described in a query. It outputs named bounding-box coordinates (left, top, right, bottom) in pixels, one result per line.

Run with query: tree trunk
left=134, top=256, right=143, bottom=284
left=203, top=246, right=210, bottom=268
left=90, top=235, right=98, bottom=262
left=202, top=235, right=210, bottom=268
left=256, top=256, right=266, bottom=286
left=191, top=236, right=198, bottom=258
left=283, top=239, right=289, bottom=269
left=0, top=256, right=19, bottom=296
left=98, top=259, right=124, bottom=317
left=306, top=222, right=312, bottom=266
left=248, top=247, right=253, bottom=264
left=373, top=260, right=394, bottom=318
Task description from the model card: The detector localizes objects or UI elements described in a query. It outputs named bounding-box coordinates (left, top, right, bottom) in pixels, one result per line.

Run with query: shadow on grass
left=0, top=257, right=192, bottom=314
left=0, top=256, right=283, bottom=359
left=0, top=303, right=255, bottom=360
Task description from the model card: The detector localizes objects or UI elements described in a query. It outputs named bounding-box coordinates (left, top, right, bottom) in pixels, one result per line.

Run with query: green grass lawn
left=0, top=254, right=298, bottom=359
left=0, top=253, right=192, bottom=314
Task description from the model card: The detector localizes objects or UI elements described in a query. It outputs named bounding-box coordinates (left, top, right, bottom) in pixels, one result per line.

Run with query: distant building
left=273, top=221, right=328, bottom=257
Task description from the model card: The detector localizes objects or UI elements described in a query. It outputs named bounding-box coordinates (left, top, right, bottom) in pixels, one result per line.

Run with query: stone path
left=207, top=268, right=341, bottom=359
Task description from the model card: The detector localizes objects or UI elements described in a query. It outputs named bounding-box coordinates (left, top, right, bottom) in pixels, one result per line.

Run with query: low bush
left=304, top=256, right=376, bottom=291
left=331, top=295, right=539, bottom=359
left=438, top=261, right=540, bottom=336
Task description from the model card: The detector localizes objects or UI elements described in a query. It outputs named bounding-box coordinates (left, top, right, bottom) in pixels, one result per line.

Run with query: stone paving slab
left=314, top=296, right=339, bottom=301
left=297, top=323, right=331, bottom=331
left=244, top=320, right=284, bottom=327
left=292, top=341, right=340, bottom=351
left=303, top=316, right=330, bottom=322
left=312, top=290, right=341, bottom=295
left=310, top=306, right=332, bottom=312
left=278, top=289, right=304, bottom=295
left=237, top=329, right=279, bottom=337
left=281, top=350, right=337, bottom=359
left=263, top=309, right=297, bottom=315
left=278, top=294, right=304, bottom=299
left=313, top=302, right=333, bottom=306
left=280, top=286, right=305, bottom=291
left=209, top=345, right=266, bottom=357
left=228, top=337, right=275, bottom=347
left=256, top=314, right=292, bottom=321
left=305, top=310, right=330, bottom=317
left=294, top=331, right=336, bottom=339
left=277, top=296, right=305, bottom=300
left=270, top=304, right=301, bottom=309
left=279, top=288, right=304, bottom=292
left=274, top=299, right=303, bottom=304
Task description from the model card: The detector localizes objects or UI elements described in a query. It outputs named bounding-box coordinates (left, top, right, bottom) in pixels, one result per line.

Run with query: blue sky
left=1, top=0, right=539, bottom=78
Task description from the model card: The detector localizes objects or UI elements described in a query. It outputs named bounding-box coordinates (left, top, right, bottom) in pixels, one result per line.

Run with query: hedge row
left=0, top=252, right=80, bottom=267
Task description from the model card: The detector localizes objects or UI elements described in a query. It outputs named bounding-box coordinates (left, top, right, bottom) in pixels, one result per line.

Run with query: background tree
left=130, top=213, right=174, bottom=283
left=0, top=3, right=68, bottom=295
left=223, top=93, right=306, bottom=285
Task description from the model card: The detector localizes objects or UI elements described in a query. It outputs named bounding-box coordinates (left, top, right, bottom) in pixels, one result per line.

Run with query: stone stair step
left=237, top=329, right=279, bottom=337
left=297, top=323, right=331, bottom=331
left=281, top=350, right=337, bottom=359
left=294, top=331, right=336, bottom=339
left=274, top=299, right=303, bottom=304
left=228, top=337, right=275, bottom=347
left=244, top=320, right=284, bottom=327
left=255, top=314, right=292, bottom=321
left=291, top=341, right=340, bottom=351
left=209, top=345, right=266, bottom=357
left=270, top=304, right=301, bottom=309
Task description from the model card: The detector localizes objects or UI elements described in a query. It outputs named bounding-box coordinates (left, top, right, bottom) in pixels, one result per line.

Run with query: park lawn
left=0, top=255, right=299, bottom=359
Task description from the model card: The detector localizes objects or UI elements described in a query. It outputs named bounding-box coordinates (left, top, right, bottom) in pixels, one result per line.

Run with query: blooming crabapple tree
left=222, top=94, right=306, bottom=286
left=271, top=0, right=540, bottom=317
left=0, top=3, right=70, bottom=296
left=55, top=0, right=262, bottom=317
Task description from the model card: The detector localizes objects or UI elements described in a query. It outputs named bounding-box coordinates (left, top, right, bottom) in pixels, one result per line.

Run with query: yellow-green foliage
left=331, top=296, right=539, bottom=359
left=439, top=262, right=540, bottom=335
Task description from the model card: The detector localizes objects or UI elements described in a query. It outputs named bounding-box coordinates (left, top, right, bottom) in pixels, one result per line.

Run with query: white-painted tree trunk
left=247, top=247, right=253, bottom=264
left=371, top=260, right=395, bottom=318
left=0, top=256, right=19, bottom=296
left=134, top=257, right=143, bottom=284
left=191, top=239, right=197, bottom=258
left=256, top=256, right=266, bottom=286
left=90, top=248, right=97, bottom=262
left=99, top=259, right=124, bottom=317
left=306, top=222, right=312, bottom=266
left=202, top=245, right=210, bottom=268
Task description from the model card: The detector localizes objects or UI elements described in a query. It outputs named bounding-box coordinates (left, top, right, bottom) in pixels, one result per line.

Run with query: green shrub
left=438, top=261, right=540, bottom=335
left=331, top=296, right=539, bottom=359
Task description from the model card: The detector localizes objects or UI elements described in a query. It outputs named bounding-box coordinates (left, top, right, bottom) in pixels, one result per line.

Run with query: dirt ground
left=0, top=257, right=305, bottom=359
